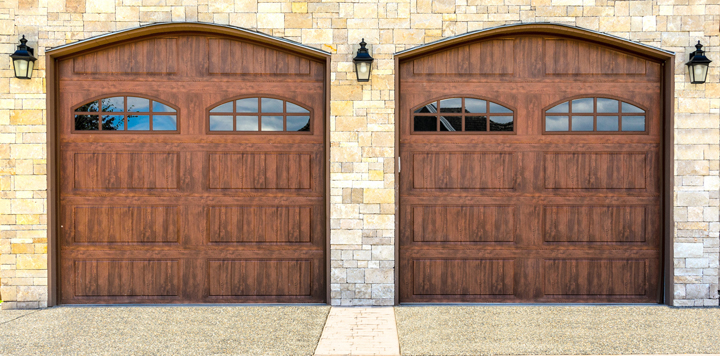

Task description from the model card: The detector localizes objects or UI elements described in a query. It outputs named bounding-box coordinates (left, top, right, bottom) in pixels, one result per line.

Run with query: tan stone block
left=235, top=0, right=256, bottom=12
left=9, top=78, right=43, bottom=94
left=116, top=7, right=140, bottom=21
left=171, top=6, right=185, bottom=21
left=86, top=0, right=114, bottom=13
left=416, top=0, right=432, bottom=12
left=331, top=204, right=359, bottom=219
left=16, top=254, right=46, bottom=270
left=629, top=1, right=652, bottom=16
left=285, top=13, right=312, bottom=28
left=394, top=29, right=424, bottom=44
left=302, top=29, right=331, bottom=43
left=599, top=16, right=631, bottom=32
left=16, top=214, right=40, bottom=225
left=336, top=117, right=367, bottom=132
left=363, top=147, right=394, bottom=158
left=433, top=0, right=456, bottom=13
left=11, top=199, right=44, bottom=214
left=1, top=286, right=16, bottom=302
left=229, top=13, right=256, bottom=28
left=332, top=230, right=362, bottom=244
left=369, top=170, right=383, bottom=181
left=682, top=16, right=705, bottom=31
left=10, top=144, right=43, bottom=159
left=364, top=214, right=394, bottom=229
left=65, top=0, right=86, bottom=13
left=139, top=10, right=171, bottom=22
left=331, top=101, right=354, bottom=116
left=257, top=13, right=284, bottom=28
left=292, top=2, right=307, bottom=13
left=365, top=268, right=394, bottom=283
left=332, top=85, right=363, bottom=101
left=10, top=110, right=42, bottom=126
left=364, top=188, right=394, bottom=204
left=11, top=243, right=34, bottom=254
left=351, top=188, right=363, bottom=203
left=16, top=286, right=47, bottom=302
left=535, top=6, right=567, bottom=16
left=677, top=192, right=709, bottom=207
left=209, top=0, right=234, bottom=12
left=411, top=14, right=442, bottom=29
left=353, top=3, right=377, bottom=18
left=371, top=132, right=394, bottom=147
left=347, top=19, right=379, bottom=29
left=331, top=147, right=361, bottom=162
left=677, top=161, right=710, bottom=175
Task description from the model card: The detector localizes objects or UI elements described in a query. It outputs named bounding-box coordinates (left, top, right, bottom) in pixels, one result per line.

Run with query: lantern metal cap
left=353, top=38, right=374, bottom=62
left=10, top=35, right=36, bottom=61
left=686, top=41, right=711, bottom=65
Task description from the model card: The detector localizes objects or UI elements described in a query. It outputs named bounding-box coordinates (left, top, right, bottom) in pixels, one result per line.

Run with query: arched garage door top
left=395, top=23, right=674, bottom=61
left=46, top=22, right=331, bottom=60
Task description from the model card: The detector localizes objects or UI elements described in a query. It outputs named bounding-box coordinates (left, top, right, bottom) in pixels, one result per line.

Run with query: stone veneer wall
left=0, top=0, right=718, bottom=308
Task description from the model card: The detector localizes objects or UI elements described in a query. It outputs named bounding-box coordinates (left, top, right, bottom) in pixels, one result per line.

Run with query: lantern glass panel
left=356, top=62, right=371, bottom=81
left=13, top=59, right=28, bottom=78
left=693, top=64, right=708, bottom=83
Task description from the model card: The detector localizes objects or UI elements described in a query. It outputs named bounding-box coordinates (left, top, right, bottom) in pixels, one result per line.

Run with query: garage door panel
left=412, top=259, right=515, bottom=296
left=207, top=205, right=313, bottom=243
left=71, top=206, right=180, bottom=244
left=411, top=152, right=516, bottom=190
left=74, top=260, right=180, bottom=297
left=544, top=152, right=647, bottom=190
left=543, top=259, right=648, bottom=296
left=72, top=152, right=180, bottom=190
left=208, top=152, right=312, bottom=190
left=412, top=205, right=516, bottom=243
left=207, top=259, right=313, bottom=297
left=543, top=205, right=648, bottom=243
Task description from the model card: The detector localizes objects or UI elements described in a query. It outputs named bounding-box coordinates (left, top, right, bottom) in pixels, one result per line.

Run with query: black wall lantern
left=353, top=39, right=374, bottom=82
left=686, top=41, right=711, bottom=84
left=10, top=36, right=37, bottom=80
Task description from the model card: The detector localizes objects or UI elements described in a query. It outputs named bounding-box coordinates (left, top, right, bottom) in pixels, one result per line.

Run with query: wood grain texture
left=58, top=32, right=326, bottom=304
left=399, top=33, right=663, bottom=303
left=413, top=39, right=514, bottom=75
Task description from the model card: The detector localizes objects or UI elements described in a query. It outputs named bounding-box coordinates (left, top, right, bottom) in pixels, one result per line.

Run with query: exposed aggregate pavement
left=0, top=305, right=330, bottom=356
left=395, top=305, right=720, bottom=355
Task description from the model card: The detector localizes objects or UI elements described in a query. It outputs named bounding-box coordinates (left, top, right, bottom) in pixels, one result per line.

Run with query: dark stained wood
left=55, top=31, right=326, bottom=304
left=398, top=32, right=665, bottom=303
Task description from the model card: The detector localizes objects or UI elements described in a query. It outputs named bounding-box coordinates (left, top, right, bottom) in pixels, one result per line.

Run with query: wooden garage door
left=56, top=32, right=326, bottom=304
left=399, top=34, right=664, bottom=303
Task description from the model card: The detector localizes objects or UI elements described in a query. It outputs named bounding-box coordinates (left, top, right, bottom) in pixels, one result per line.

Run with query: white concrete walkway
left=314, top=307, right=400, bottom=356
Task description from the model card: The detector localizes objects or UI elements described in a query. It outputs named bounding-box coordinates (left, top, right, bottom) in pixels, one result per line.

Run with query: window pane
left=286, top=102, right=309, bottom=113
left=209, top=115, right=233, bottom=131
left=76, top=100, right=99, bottom=112
left=439, top=116, right=461, bottom=131
left=126, top=115, right=150, bottom=130
left=210, top=102, right=233, bottom=113
left=571, top=116, right=593, bottom=131
left=287, top=116, right=310, bottom=131
left=414, top=116, right=436, bottom=131
left=261, top=115, right=283, bottom=131
left=622, top=116, right=645, bottom=131
left=102, top=115, right=124, bottom=130
left=152, top=102, right=176, bottom=113
left=464, top=99, right=486, bottom=114
left=489, top=102, right=512, bottom=113
left=597, top=98, right=619, bottom=113
left=236, top=116, right=258, bottom=131
left=547, top=101, right=568, bottom=113
left=597, top=116, right=619, bottom=131
left=439, top=98, right=462, bottom=113
left=261, top=98, right=283, bottom=113
left=127, top=97, right=150, bottom=112
left=236, top=98, right=259, bottom=112
left=75, top=115, right=99, bottom=130
left=546, top=116, right=569, bottom=131
left=571, top=98, right=594, bottom=113
left=465, top=116, right=487, bottom=131
left=153, top=115, right=177, bottom=131
left=414, top=102, right=437, bottom=113
left=490, top=116, right=513, bottom=131
left=103, top=97, right=124, bottom=112
left=622, top=102, right=645, bottom=113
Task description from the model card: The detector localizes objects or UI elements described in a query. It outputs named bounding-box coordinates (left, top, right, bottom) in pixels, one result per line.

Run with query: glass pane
left=490, top=116, right=513, bottom=131
left=622, top=116, right=645, bottom=131
left=464, top=99, right=486, bottom=114
left=597, top=116, right=619, bottom=131
left=414, top=102, right=437, bottom=114
left=571, top=116, right=594, bottom=131
left=261, top=98, right=283, bottom=113
left=102, top=97, right=124, bottom=112
left=465, top=116, right=487, bottom=131
left=236, top=116, right=259, bottom=131
left=287, top=116, right=310, bottom=131
left=152, top=101, right=176, bottom=113
left=547, top=101, right=568, bottom=113
left=102, top=115, right=124, bottom=130
left=126, top=115, right=150, bottom=130
left=286, top=102, right=309, bottom=113
left=153, top=115, right=177, bottom=131
left=75, top=115, right=98, bottom=130
left=571, top=98, right=594, bottom=113
left=439, top=98, right=462, bottom=113
left=127, top=97, right=150, bottom=112
left=236, top=98, right=259, bottom=112
left=211, top=102, right=233, bottom=113
left=261, top=115, right=283, bottom=131
left=546, top=116, right=569, bottom=131
left=414, top=116, right=436, bottom=131
left=622, top=102, right=645, bottom=113
left=209, top=115, right=233, bottom=131
left=597, top=98, right=619, bottom=113
left=439, top=116, right=461, bottom=131
left=489, top=102, right=512, bottom=113
left=76, top=100, right=99, bottom=112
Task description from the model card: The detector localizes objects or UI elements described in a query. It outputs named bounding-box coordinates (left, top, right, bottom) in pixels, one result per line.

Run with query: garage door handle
left=398, top=157, right=401, bottom=173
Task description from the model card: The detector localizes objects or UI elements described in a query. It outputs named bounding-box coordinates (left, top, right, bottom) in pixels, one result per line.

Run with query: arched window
left=73, top=96, right=177, bottom=131
left=208, top=97, right=311, bottom=133
left=544, top=97, right=646, bottom=133
left=412, top=97, right=514, bottom=133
